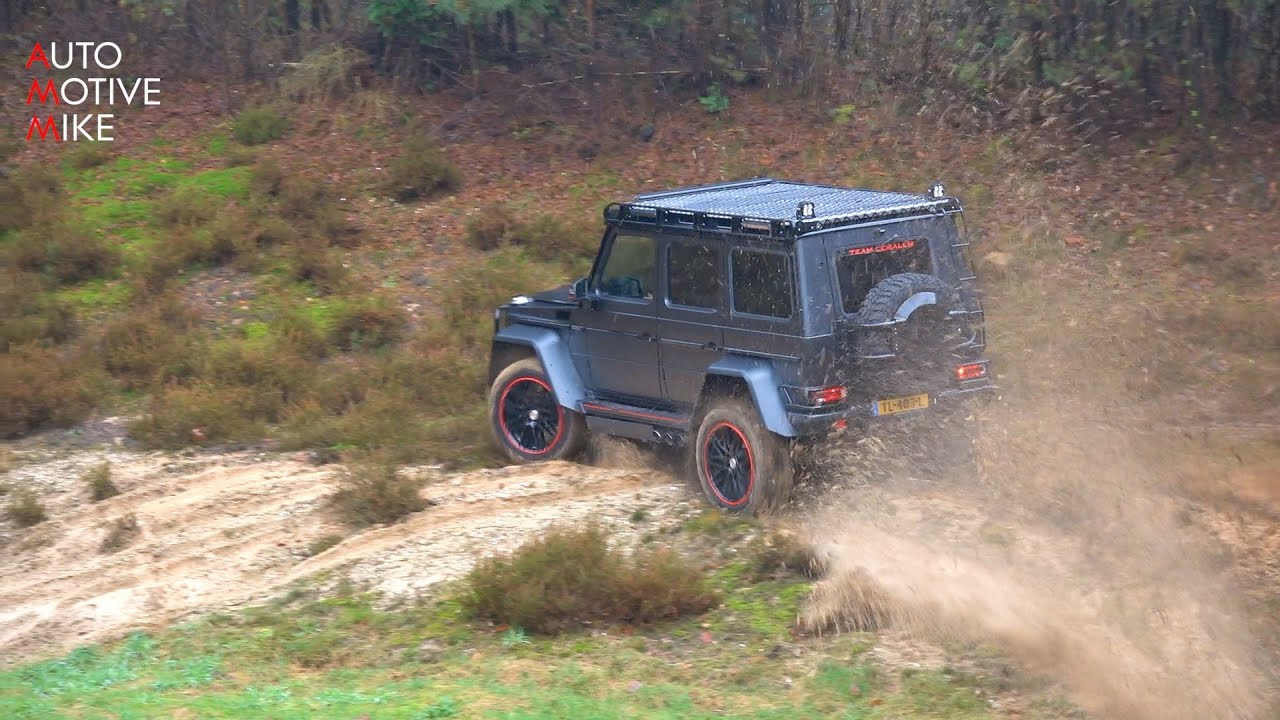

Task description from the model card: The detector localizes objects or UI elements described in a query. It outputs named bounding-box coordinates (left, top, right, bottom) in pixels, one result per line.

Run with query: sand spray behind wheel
left=797, top=386, right=1272, bottom=719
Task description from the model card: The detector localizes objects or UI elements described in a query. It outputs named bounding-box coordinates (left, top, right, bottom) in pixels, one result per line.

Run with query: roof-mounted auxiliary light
left=928, top=182, right=946, bottom=199
left=796, top=201, right=815, bottom=219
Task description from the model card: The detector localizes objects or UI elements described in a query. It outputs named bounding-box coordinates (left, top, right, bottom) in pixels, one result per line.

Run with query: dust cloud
left=796, top=400, right=1275, bottom=720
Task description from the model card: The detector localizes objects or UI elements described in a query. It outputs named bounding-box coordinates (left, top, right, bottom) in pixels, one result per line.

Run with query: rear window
left=731, top=248, right=792, bottom=318
left=836, top=238, right=932, bottom=314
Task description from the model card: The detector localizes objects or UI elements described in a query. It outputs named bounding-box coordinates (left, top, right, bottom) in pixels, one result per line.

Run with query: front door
left=582, top=232, right=662, bottom=400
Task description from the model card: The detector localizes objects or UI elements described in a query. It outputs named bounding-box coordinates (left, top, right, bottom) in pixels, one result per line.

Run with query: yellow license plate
left=873, top=393, right=930, bottom=416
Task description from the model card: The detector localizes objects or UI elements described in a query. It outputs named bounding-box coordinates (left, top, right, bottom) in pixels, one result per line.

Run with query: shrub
left=279, top=46, right=366, bottom=103
left=331, top=458, right=429, bottom=526
left=7, top=223, right=119, bottom=286
left=100, top=513, right=139, bottom=553
left=463, top=206, right=518, bottom=251
left=155, top=186, right=220, bottom=228
left=328, top=297, right=408, bottom=351
left=66, top=142, right=112, bottom=170
left=84, top=462, right=119, bottom=501
left=250, top=157, right=286, bottom=196
left=0, top=165, right=63, bottom=232
left=1, top=343, right=105, bottom=437
left=99, top=295, right=204, bottom=389
left=384, top=137, right=461, bottom=202
left=224, top=146, right=258, bottom=168
left=267, top=306, right=329, bottom=359
left=232, top=105, right=289, bottom=145
left=1, top=270, right=76, bottom=348
left=462, top=207, right=595, bottom=264
left=7, top=488, right=46, bottom=527
left=288, top=238, right=349, bottom=294
left=461, top=524, right=718, bottom=634
left=130, top=382, right=266, bottom=448
left=278, top=175, right=353, bottom=243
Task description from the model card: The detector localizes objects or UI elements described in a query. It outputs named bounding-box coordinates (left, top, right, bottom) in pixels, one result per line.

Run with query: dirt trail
left=0, top=448, right=685, bottom=666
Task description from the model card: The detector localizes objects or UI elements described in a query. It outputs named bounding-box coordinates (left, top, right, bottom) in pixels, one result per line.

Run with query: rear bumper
left=786, top=380, right=997, bottom=436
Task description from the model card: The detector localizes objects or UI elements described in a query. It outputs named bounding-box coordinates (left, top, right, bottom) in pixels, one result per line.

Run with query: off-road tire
left=854, top=272, right=957, bottom=325
left=488, top=358, right=587, bottom=463
left=693, top=396, right=794, bottom=514
left=855, top=272, right=959, bottom=357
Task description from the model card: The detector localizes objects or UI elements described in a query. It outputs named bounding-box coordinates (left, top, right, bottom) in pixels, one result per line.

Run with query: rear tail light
left=956, top=363, right=988, bottom=381
left=807, top=385, right=847, bottom=406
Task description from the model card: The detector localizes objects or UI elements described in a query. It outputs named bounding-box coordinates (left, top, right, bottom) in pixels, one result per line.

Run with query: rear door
left=658, top=236, right=726, bottom=406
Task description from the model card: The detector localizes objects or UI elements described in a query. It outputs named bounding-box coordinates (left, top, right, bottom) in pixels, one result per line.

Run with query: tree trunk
left=285, top=0, right=300, bottom=59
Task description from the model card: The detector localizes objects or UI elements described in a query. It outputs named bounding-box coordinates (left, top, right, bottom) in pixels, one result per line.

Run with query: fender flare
left=703, top=356, right=798, bottom=438
left=491, top=325, right=587, bottom=410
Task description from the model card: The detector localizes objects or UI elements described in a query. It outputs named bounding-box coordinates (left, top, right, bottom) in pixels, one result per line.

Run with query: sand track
left=0, top=450, right=685, bottom=665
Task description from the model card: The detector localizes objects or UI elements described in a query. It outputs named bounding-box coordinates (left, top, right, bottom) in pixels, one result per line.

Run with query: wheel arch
left=699, top=356, right=798, bottom=438
left=490, top=325, right=587, bottom=409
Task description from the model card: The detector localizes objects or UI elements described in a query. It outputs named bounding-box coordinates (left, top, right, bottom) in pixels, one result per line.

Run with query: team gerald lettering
left=23, top=41, right=160, bottom=142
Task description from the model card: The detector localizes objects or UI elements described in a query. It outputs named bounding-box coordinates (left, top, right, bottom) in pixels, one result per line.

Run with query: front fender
left=491, top=325, right=587, bottom=410
left=704, top=356, right=798, bottom=437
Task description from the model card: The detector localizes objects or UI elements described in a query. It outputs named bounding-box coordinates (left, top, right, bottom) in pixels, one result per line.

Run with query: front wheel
left=488, top=358, right=586, bottom=463
left=693, top=397, right=794, bottom=514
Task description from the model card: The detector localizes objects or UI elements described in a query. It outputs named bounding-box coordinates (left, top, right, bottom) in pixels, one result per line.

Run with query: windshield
left=835, top=238, right=933, bottom=314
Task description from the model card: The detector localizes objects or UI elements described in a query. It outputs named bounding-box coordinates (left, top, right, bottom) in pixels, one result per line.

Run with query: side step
left=580, top=400, right=691, bottom=446
left=579, top=400, right=691, bottom=429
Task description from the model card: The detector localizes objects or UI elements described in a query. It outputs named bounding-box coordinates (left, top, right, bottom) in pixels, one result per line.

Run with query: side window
left=598, top=234, right=655, bottom=300
left=731, top=248, right=793, bottom=318
left=667, top=240, right=722, bottom=309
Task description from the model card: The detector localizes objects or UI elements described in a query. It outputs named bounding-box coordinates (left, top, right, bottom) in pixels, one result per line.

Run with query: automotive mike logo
left=24, top=41, right=160, bottom=142
left=847, top=239, right=916, bottom=256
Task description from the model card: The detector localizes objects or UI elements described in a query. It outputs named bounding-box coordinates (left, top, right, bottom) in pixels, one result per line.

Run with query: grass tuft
left=84, top=462, right=120, bottom=501
left=7, top=488, right=47, bottom=527
left=100, top=513, right=140, bottom=553
left=327, top=297, right=408, bottom=351
left=331, top=458, right=429, bottom=526
left=384, top=136, right=461, bottom=202
left=461, top=524, right=718, bottom=634
left=232, top=105, right=289, bottom=145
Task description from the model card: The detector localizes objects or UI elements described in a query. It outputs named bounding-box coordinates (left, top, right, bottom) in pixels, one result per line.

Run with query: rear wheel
left=489, top=358, right=586, bottom=463
left=693, top=397, right=794, bottom=514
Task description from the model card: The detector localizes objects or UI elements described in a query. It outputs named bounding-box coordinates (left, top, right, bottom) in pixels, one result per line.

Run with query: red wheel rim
left=702, top=421, right=755, bottom=506
left=498, top=376, right=564, bottom=455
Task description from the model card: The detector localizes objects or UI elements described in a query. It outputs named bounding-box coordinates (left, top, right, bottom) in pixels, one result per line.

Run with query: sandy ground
left=1, top=415, right=1277, bottom=718
left=0, top=440, right=689, bottom=666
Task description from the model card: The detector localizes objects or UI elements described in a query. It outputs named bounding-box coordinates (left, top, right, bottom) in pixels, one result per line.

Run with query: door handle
left=703, top=342, right=719, bottom=351
left=639, top=333, right=656, bottom=342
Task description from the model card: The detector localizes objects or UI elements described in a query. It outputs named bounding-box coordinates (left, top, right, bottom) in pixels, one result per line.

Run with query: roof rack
left=606, top=178, right=961, bottom=240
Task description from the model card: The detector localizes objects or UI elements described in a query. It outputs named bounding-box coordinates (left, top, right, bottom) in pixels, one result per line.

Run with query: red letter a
left=27, top=116, right=61, bottom=142
left=26, top=42, right=51, bottom=70
left=27, top=79, right=59, bottom=105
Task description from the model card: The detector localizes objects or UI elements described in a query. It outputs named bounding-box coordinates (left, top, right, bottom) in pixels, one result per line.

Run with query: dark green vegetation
left=0, top=518, right=1051, bottom=719
left=461, top=524, right=719, bottom=633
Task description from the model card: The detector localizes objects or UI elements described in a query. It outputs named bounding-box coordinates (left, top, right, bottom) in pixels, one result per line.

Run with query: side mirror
left=570, top=277, right=591, bottom=307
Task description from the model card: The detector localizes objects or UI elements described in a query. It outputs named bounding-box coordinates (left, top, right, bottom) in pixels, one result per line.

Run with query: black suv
left=488, top=178, right=994, bottom=512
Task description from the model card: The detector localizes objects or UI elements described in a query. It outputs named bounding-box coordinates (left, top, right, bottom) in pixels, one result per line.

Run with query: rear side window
left=668, top=240, right=722, bottom=309
left=731, top=249, right=792, bottom=318
left=837, top=238, right=932, bottom=314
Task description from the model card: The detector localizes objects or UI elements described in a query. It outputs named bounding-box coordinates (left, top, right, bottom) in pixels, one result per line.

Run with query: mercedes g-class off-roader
left=487, top=178, right=994, bottom=513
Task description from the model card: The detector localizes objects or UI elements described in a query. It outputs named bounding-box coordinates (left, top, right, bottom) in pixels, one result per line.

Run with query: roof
left=610, top=178, right=959, bottom=239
